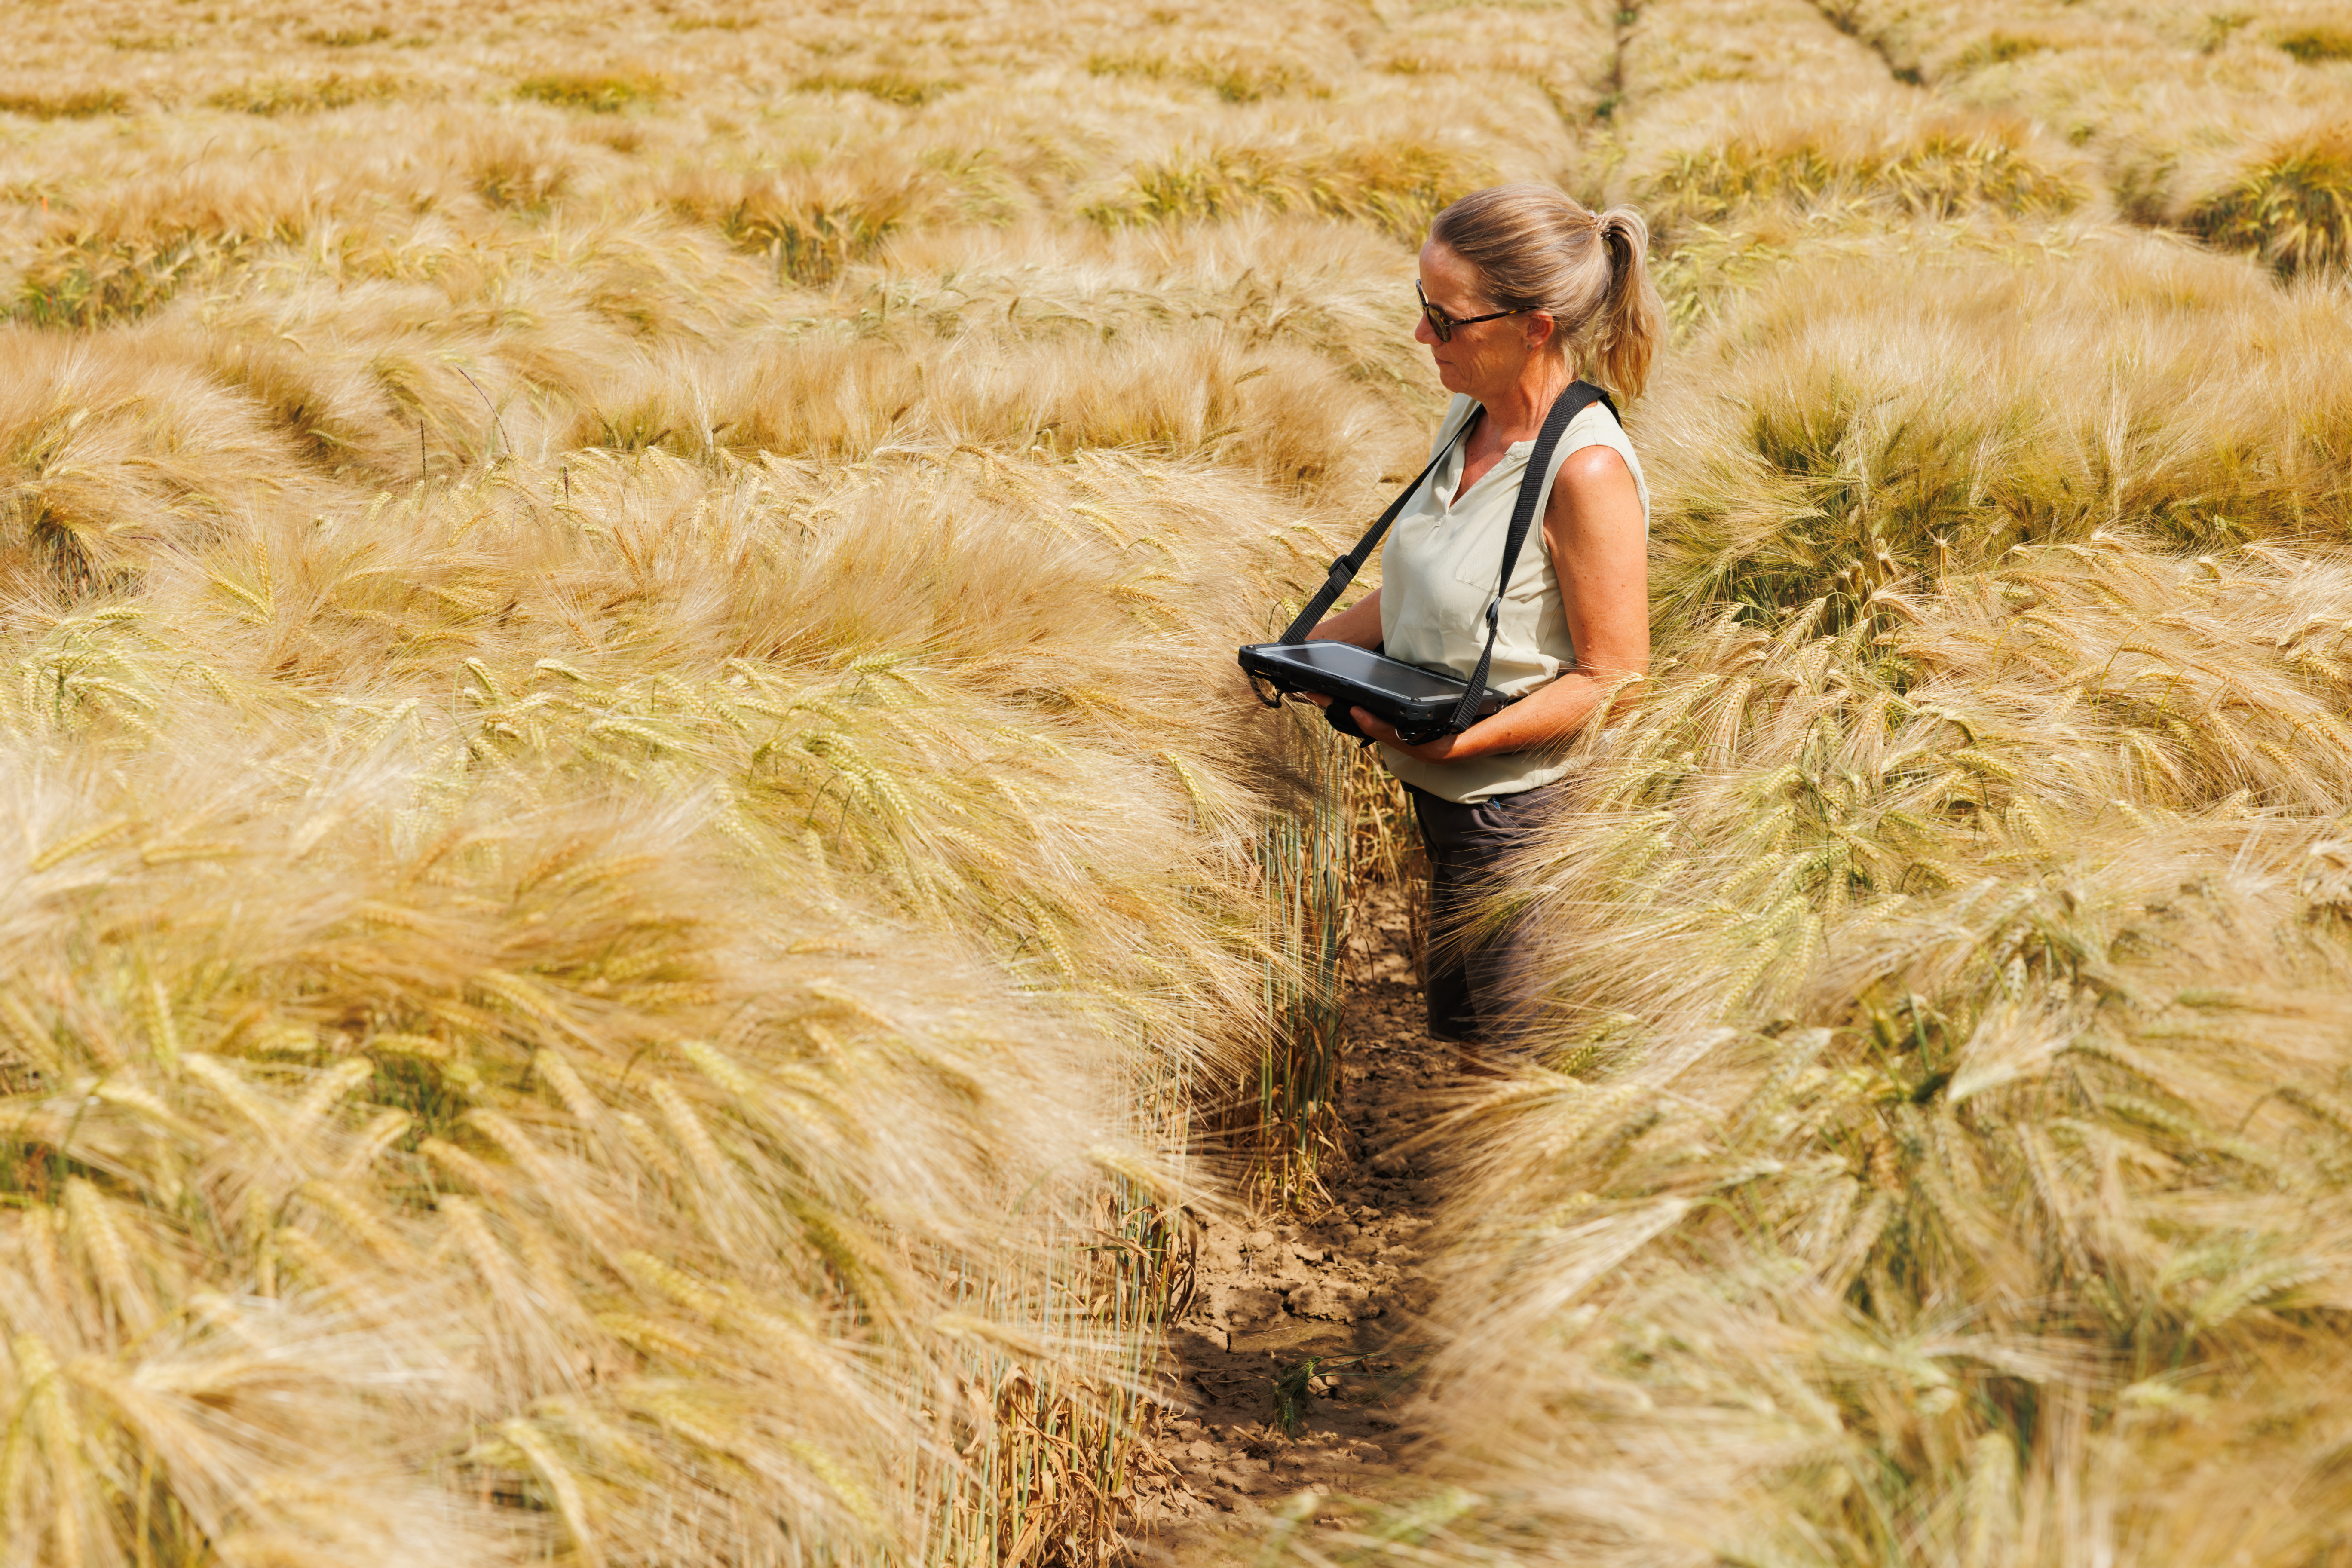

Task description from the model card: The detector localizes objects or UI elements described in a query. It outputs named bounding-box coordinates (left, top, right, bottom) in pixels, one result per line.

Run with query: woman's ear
left=1524, top=310, right=1556, bottom=352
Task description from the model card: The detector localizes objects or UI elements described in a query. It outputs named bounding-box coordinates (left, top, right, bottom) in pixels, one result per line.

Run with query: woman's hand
left=1298, top=693, right=1471, bottom=763
left=1344, top=705, right=1466, bottom=763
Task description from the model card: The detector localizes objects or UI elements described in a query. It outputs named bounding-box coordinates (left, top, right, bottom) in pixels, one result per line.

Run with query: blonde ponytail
left=1592, top=206, right=1663, bottom=401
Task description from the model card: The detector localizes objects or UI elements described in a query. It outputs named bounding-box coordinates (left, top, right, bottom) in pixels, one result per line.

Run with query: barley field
left=2, top=0, right=2349, bottom=1563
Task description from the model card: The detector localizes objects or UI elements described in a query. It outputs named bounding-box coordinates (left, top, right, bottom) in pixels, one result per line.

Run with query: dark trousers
left=1409, top=781, right=1559, bottom=1045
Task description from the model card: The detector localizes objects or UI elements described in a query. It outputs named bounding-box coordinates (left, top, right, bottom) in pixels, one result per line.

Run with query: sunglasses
left=1416, top=279, right=1535, bottom=343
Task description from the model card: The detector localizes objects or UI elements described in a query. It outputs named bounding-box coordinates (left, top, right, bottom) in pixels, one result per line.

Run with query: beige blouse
left=1377, top=391, right=1650, bottom=805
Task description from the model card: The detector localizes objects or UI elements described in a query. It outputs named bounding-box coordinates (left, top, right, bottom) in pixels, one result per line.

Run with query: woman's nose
left=1413, top=315, right=1437, bottom=346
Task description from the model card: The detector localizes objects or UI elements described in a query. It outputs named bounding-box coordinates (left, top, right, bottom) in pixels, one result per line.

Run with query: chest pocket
left=1449, top=529, right=1505, bottom=590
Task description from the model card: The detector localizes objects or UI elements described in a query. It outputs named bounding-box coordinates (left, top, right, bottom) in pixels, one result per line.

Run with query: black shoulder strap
left=1445, top=380, right=1616, bottom=732
left=1277, top=406, right=1476, bottom=645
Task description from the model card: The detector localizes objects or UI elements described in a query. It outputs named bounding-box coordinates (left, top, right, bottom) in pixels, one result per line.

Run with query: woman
left=1302, top=185, right=1660, bottom=1051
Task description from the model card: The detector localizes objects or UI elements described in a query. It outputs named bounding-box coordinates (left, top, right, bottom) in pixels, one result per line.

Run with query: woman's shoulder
left=1565, top=387, right=1629, bottom=435
left=1561, top=392, right=1639, bottom=455
left=1553, top=389, right=1650, bottom=521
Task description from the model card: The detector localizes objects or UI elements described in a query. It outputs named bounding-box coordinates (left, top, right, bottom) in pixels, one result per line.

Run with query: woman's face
left=1415, top=240, right=1547, bottom=401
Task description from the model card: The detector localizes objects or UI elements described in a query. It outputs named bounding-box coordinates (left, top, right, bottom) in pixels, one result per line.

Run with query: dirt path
left=1124, top=882, right=1458, bottom=1557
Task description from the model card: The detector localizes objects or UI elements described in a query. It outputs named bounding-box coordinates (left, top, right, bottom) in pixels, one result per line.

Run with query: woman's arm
left=1347, top=444, right=1647, bottom=760
left=1307, top=588, right=1384, bottom=648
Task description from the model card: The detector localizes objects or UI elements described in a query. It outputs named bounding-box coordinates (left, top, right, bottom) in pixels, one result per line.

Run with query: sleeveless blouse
left=1377, top=391, right=1650, bottom=805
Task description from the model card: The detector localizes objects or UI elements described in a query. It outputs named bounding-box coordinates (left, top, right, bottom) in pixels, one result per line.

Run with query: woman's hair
left=1428, top=185, right=1664, bottom=400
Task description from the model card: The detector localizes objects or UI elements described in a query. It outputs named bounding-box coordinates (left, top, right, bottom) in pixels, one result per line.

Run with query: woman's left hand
left=1300, top=691, right=1471, bottom=762
left=1344, top=707, right=1466, bottom=763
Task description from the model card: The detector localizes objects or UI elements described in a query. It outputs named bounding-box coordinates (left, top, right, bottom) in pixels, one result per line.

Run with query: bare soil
left=1123, top=883, right=1458, bottom=1558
